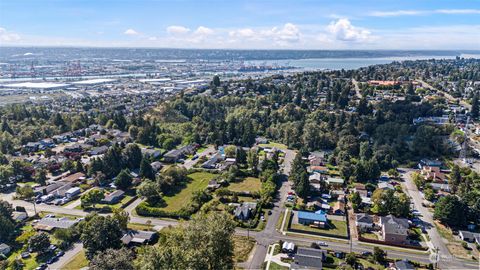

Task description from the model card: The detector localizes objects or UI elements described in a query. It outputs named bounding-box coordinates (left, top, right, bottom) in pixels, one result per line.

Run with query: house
left=53, top=183, right=73, bottom=197
left=0, top=243, right=11, bottom=256
left=290, top=247, right=326, bottom=270
left=378, top=182, right=395, bottom=191
left=331, top=201, right=345, bottom=215
left=419, top=159, right=442, bottom=169
left=421, top=166, right=446, bottom=183
left=89, top=145, right=109, bottom=156
left=12, top=211, right=28, bottom=222
left=255, top=137, right=268, bottom=144
left=394, top=260, right=415, bottom=270
left=102, top=190, right=125, bottom=204
left=61, top=172, right=86, bottom=184
left=34, top=217, right=78, bottom=232
left=325, top=177, right=344, bottom=188
left=24, top=142, right=42, bottom=152
left=163, top=144, right=198, bottom=163
left=121, top=230, right=158, bottom=246
left=234, top=202, right=257, bottom=221
left=207, top=180, right=221, bottom=190
left=150, top=161, right=163, bottom=172
left=142, top=148, right=163, bottom=159
left=282, top=242, right=295, bottom=253
left=65, top=187, right=81, bottom=199
left=459, top=230, right=480, bottom=243
left=34, top=182, right=64, bottom=196
left=356, top=213, right=374, bottom=231
left=310, top=166, right=328, bottom=174
left=297, top=210, right=328, bottom=228
left=430, top=183, right=451, bottom=192
left=380, top=215, right=409, bottom=244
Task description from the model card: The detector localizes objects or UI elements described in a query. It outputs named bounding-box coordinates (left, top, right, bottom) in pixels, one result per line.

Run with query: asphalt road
left=48, top=243, right=83, bottom=270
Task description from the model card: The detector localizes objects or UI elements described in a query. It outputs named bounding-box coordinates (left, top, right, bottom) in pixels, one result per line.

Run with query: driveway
left=48, top=242, right=83, bottom=270
left=401, top=170, right=453, bottom=268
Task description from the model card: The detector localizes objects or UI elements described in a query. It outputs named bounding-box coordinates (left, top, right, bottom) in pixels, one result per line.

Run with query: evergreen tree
left=471, top=94, right=479, bottom=119
left=139, top=158, right=155, bottom=180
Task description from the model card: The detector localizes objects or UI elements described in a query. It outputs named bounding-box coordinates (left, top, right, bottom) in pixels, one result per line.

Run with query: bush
left=462, top=241, right=469, bottom=249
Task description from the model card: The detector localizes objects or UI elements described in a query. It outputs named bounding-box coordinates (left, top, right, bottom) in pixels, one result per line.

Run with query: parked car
left=21, top=252, right=31, bottom=259
left=316, top=241, right=328, bottom=247
left=361, top=251, right=372, bottom=257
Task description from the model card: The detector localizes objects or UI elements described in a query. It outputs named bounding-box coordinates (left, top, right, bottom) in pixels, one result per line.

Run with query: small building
left=121, top=230, right=158, bottom=246
left=297, top=210, right=328, bottom=228
left=234, top=202, right=257, bottom=221
left=12, top=211, right=28, bottom=222
left=356, top=213, right=374, bottom=231
left=34, top=217, right=78, bottom=232
left=378, top=182, right=395, bottom=191
left=459, top=230, right=480, bottom=243
left=65, top=187, right=81, bottom=199
left=150, top=161, right=163, bottom=172
left=0, top=243, right=11, bottom=256
left=394, top=260, right=415, bottom=270
left=207, top=180, right=221, bottom=190
left=61, top=172, right=86, bottom=184
left=331, top=201, right=345, bottom=215
left=290, top=247, right=326, bottom=270
left=282, top=241, right=295, bottom=253
left=89, top=145, right=109, bottom=156
left=102, top=190, right=125, bottom=204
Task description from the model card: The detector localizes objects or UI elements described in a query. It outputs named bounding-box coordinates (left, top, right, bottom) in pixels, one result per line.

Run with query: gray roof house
left=234, top=202, right=257, bottom=221
left=0, top=243, right=11, bottom=256
left=290, top=247, right=326, bottom=270
left=459, top=230, right=480, bottom=243
left=102, top=190, right=125, bottom=204
left=356, top=213, right=374, bottom=231
left=34, top=217, right=79, bottom=232
left=380, top=215, right=409, bottom=244
left=121, top=230, right=158, bottom=246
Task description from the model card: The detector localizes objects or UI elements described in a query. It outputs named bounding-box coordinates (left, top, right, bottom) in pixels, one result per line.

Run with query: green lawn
left=76, top=195, right=134, bottom=210
left=258, top=142, right=288, bottom=150
left=128, top=223, right=155, bottom=231
left=228, top=177, right=262, bottom=193
left=160, top=172, right=217, bottom=212
left=290, top=219, right=348, bottom=238
left=62, top=250, right=88, bottom=270
left=269, top=262, right=289, bottom=270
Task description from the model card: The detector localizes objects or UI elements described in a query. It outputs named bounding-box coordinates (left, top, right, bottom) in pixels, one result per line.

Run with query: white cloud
left=268, top=23, right=301, bottom=43
left=194, top=26, right=214, bottom=36
left=327, top=19, right=371, bottom=42
left=435, top=9, right=480, bottom=14
left=124, top=29, right=139, bottom=35
left=229, top=28, right=256, bottom=39
left=166, top=25, right=190, bottom=35
left=369, top=9, right=480, bottom=17
left=370, top=10, right=424, bottom=17
left=0, top=27, right=20, bottom=42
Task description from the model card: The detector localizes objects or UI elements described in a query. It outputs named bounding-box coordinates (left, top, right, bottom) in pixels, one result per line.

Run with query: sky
left=0, top=0, right=479, bottom=50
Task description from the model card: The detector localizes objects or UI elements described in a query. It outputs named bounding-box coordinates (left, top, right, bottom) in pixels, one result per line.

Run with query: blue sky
left=0, top=0, right=479, bottom=49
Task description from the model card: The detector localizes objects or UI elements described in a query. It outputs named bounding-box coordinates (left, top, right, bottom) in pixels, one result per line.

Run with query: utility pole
left=434, top=247, right=439, bottom=270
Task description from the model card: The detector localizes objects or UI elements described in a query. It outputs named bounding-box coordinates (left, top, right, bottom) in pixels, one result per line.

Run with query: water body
left=246, top=55, right=465, bottom=71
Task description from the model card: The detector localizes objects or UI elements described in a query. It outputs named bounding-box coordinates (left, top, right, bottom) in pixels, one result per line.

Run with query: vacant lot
left=233, top=235, right=256, bottom=263
left=290, top=218, right=348, bottom=238
left=228, top=177, right=262, bottom=193
left=160, top=172, right=217, bottom=212
left=258, top=142, right=288, bottom=150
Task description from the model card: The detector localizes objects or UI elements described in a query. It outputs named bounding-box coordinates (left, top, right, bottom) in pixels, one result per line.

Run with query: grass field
left=290, top=219, right=348, bottom=238
left=233, top=235, right=256, bottom=263
left=160, top=172, right=217, bottom=212
left=258, top=142, right=288, bottom=150
left=228, top=177, right=262, bottom=193
left=62, top=250, right=88, bottom=270
left=269, top=262, right=289, bottom=270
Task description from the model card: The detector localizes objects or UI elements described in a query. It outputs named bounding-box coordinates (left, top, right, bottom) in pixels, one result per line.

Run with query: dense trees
left=434, top=195, right=468, bottom=227
left=115, top=169, right=132, bottom=190
left=289, top=153, right=310, bottom=199
left=0, top=200, right=14, bottom=242
left=135, top=212, right=235, bottom=270
left=137, top=180, right=162, bottom=204
left=81, top=215, right=123, bottom=259
left=81, top=189, right=105, bottom=208
left=28, top=233, right=51, bottom=254
left=90, top=248, right=134, bottom=270
left=371, top=189, right=410, bottom=218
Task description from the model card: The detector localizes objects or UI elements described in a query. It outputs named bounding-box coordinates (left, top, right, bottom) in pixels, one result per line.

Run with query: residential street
left=48, top=243, right=83, bottom=270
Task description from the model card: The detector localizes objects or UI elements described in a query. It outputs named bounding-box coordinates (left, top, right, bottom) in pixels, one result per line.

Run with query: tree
left=450, top=165, right=462, bottom=194
left=373, top=247, right=386, bottom=264
left=28, top=233, right=51, bottom=254
left=15, top=185, right=34, bottom=200
left=137, top=180, right=162, bottom=204
left=0, top=200, right=13, bottom=219
left=135, top=212, right=235, bottom=270
left=346, top=252, right=357, bottom=266
left=139, top=158, right=155, bottom=180
left=90, top=248, right=134, bottom=270
left=235, top=147, right=247, bottom=164
left=247, top=149, right=259, bottom=176
left=212, top=75, right=221, bottom=87
left=81, top=215, right=123, bottom=259
left=434, top=195, right=468, bottom=227
left=81, top=189, right=105, bottom=208
left=112, top=209, right=130, bottom=231
left=35, top=168, right=47, bottom=186
left=351, top=192, right=362, bottom=212
left=471, top=94, right=479, bottom=119
left=124, top=144, right=142, bottom=169
left=102, top=145, right=124, bottom=178
left=0, top=215, right=15, bottom=242
left=75, top=161, right=84, bottom=173
left=115, top=169, right=132, bottom=190
left=295, top=171, right=310, bottom=200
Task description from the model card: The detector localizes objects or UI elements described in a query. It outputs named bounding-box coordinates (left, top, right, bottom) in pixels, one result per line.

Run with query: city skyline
left=0, top=0, right=479, bottom=50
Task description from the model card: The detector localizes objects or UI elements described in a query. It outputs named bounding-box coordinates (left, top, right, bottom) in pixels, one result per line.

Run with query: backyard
left=228, top=177, right=262, bottom=193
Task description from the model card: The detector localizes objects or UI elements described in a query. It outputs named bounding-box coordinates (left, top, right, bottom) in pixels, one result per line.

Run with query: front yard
left=287, top=212, right=348, bottom=238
